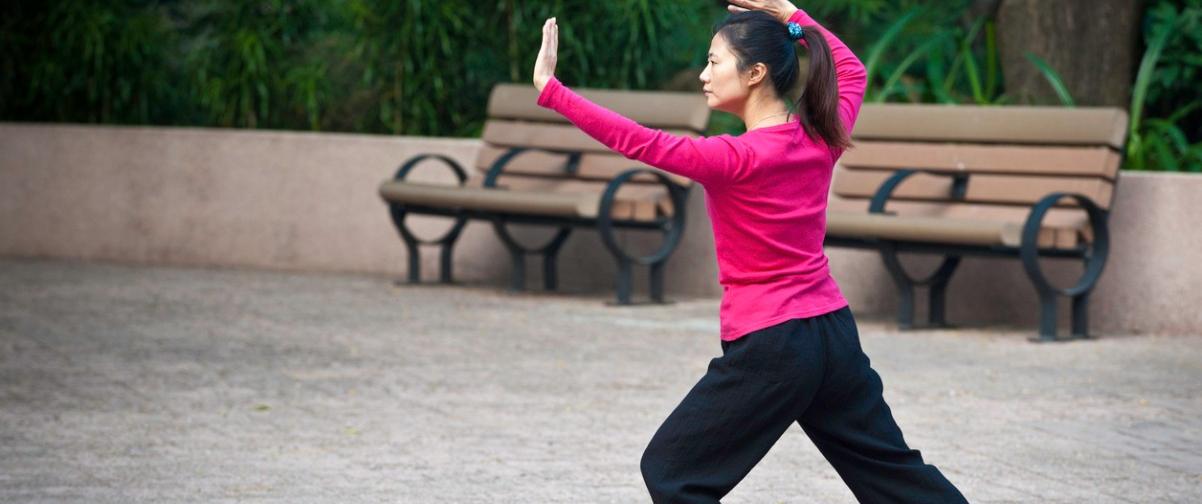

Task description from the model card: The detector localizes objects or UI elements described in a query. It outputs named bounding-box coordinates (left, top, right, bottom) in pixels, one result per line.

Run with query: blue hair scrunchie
left=787, top=22, right=804, bottom=41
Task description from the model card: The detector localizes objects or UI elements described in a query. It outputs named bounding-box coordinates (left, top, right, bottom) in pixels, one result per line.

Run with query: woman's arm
left=536, top=76, right=753, bottom=187
left=532, top=17, right=752, bottom=187
left=787, top=7, right=868, bottom=135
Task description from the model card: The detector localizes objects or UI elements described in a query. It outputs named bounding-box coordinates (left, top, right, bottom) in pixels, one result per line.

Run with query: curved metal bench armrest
left=483, top=147, right=583, bottom=188
left=393, top=153, right=469, bottom=185
left=868, top=168, right=970, bottom=214
left=599, top=168, right=689, bottom=219
left=384, top=153, right=471, bottom=249
left=597, top=168, right=690, bottom=265
left=1020, top=192, right=1110, bottom=296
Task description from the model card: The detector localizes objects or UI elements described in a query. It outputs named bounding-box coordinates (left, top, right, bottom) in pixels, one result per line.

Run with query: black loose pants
left=640, top=305, right=968, bottom=503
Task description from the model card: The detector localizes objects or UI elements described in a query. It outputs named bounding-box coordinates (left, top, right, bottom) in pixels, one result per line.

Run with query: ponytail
left=796, top=26, right=850, bottom=151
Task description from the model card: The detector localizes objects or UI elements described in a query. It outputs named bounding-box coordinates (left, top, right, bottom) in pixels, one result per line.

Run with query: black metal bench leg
left=1071, top=291, right=1091, bottom=339
left=1036, top=292, right=1059, bottom=342
left=929, top=282, right=949, bottom=327
left=649, top=261, right=666, bottom=303
left=896, top=286, right=916, bottom=330
left=541, top=229, right=571, bottom=291
left=404, top=238, right=422, bottom=284
left=438, top=245, right=454, bottom=284
left=438, top=226, right=465, bottom=284
left=926, top=256, right=960, bottom=328
left=493, top=226, right=525, bottom=291
left=880, top=245, right=916, bottom=329
left=543, top=253, right=558, bottom=291
left=615, top=258, right=633, bottom=305
left=509, top=251, right=526, bottom=291
left=388, top=206, right=426, bottom=284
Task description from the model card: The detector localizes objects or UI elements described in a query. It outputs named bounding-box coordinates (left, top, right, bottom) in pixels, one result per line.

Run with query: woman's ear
left=745, top=62, right=769, bottom=87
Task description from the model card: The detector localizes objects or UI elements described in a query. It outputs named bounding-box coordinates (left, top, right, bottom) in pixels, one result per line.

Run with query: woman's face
left=699, top=33, right=750, bottom=114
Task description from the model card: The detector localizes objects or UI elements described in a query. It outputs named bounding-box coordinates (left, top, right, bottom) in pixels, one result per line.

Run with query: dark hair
left=714, top=11, right=850, bottom=150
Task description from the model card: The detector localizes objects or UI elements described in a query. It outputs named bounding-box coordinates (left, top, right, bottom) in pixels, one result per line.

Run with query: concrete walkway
left=1, top=258, right=1199, bottom=503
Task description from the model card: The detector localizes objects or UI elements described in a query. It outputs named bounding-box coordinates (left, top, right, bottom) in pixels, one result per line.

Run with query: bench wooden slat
left=827, top=211, right=1076, bottom=249
left=380, top=181, right=597, bottom=218
left=475, top=145, right=692, bottom=186
left=827, top=197, right=1090, bottom=248
left=482, top=120, right=697, bottom=156
left=841, top=142, right=1122, bottom=181
left=464, top=174, right=673, bottom=221
left=487, top=83, right=710, bottom=131
left=833, top=168, right=1114, bottom=209
left=827, top=212, right=1027, bottom=247
left=381, top=179, right=671, bottom=222
left=852, top=104, right=1129, bottom=149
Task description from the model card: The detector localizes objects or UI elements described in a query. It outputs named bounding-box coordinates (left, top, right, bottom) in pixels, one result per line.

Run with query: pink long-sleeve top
left=536, top=8, right=868, bottom=341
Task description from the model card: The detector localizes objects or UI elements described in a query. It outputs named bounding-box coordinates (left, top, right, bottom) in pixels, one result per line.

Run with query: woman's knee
left=641, top=437, right=696, bottom=498
left=640, top=447, right=674, bottom=500
left=640, top=436, right=668, bottom=481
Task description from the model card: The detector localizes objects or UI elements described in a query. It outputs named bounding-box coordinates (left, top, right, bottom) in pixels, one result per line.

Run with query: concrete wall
left=2, top=123, right=1199, bottom=336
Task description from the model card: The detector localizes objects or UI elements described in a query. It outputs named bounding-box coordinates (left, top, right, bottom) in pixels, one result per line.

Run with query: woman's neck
left=741, top=91, right=791, bottom=131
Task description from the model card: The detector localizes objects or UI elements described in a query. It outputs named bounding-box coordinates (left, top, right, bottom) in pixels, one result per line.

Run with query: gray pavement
left=0, top=258, right=1199, bottom=503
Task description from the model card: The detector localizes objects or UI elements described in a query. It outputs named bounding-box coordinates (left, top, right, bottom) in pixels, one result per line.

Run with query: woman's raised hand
left=726, top=0, right=799, bottom=24
left=533, top=17, right=558, bottom=92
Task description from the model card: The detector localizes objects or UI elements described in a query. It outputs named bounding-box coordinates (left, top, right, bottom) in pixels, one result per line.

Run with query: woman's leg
left=640, top=318, right=827, bottom=503
left=797, top=306, right=969, bottom=503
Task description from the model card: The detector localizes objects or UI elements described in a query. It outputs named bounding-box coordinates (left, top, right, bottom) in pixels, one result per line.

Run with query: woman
left=533, top=1, right=969, bottom=502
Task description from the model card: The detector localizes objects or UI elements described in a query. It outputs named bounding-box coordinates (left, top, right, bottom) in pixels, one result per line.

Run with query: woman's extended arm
left=532, top=18, right=752, bottom=187
left=535, top=76, right=752, bottom=187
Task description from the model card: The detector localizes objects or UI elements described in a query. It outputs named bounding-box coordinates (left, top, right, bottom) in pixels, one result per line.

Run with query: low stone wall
left=2, top=123, right=1198, bottom=336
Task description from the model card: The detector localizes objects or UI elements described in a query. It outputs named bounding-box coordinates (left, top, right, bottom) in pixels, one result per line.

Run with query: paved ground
left=1, top=258, right=1200, bottom=503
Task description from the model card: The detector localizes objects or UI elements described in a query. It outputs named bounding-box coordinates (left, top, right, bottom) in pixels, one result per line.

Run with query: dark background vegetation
left=2, top=0, right=1198, bottom=171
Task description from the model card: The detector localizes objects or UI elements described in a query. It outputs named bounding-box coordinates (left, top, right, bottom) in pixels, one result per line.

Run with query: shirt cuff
left=536, top=76, right=563, bottom=108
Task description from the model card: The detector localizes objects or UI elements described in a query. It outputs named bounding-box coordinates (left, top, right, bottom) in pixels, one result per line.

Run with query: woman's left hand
left=726, top=0, right=798, bottom=24
left=533, top=17, right=558, bottom=92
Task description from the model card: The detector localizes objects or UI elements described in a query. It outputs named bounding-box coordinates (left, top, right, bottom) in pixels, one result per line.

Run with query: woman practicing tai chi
left=534, top=1, right=968, bottom=502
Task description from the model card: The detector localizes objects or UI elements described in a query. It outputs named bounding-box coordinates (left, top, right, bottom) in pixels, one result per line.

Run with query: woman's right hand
left=726, top=0, right=799, bottom=24
left=533, top=17, right=559, bottom=92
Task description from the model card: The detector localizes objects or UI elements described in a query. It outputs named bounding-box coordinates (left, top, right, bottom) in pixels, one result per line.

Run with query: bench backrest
left=473, top=84, right=710, bottom=220
left=829, top=104, right=1129, bottom=246
left=833, top=104, right=1128, bottom=212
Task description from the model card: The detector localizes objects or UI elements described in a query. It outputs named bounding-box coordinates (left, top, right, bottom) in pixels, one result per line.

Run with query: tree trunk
left=997, top=0, right=1142, bottom=107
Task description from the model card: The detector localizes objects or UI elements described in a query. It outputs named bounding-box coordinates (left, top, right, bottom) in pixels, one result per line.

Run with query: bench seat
left=827, top=198, right=1090, bottom=249
left=379, top=178, right=673, bottom=221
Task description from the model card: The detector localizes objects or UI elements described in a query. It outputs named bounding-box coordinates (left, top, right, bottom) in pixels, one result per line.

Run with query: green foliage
left=183, top=0, right=338, bottom=129
left=1126, top=0, right=1202, bottom=172
left=1023, top=52, right=1075, bottom=107
left=0, top=0, right=722, bottom=136
left=860, top=9, right=1076, bottom=107
left=1, top=0, right=182, bottom=124
left=0, top=0, right=1197, bottom=173
left=349, top=0, right=721, bottom=136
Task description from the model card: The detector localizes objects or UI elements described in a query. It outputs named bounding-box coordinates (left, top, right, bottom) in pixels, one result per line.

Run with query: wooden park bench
left=825, top=104, right=1128, bottom=341
left=378, top=83, right=709, bottom=304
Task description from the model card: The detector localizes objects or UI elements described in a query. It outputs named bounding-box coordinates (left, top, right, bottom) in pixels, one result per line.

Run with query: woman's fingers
left=552, top=21, right=558, bottom=56
left=726, top=0, right=760, bottom=9
left=726, top=0, right=794, bottom=22
left=533, top=17, right=558, bottom=90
